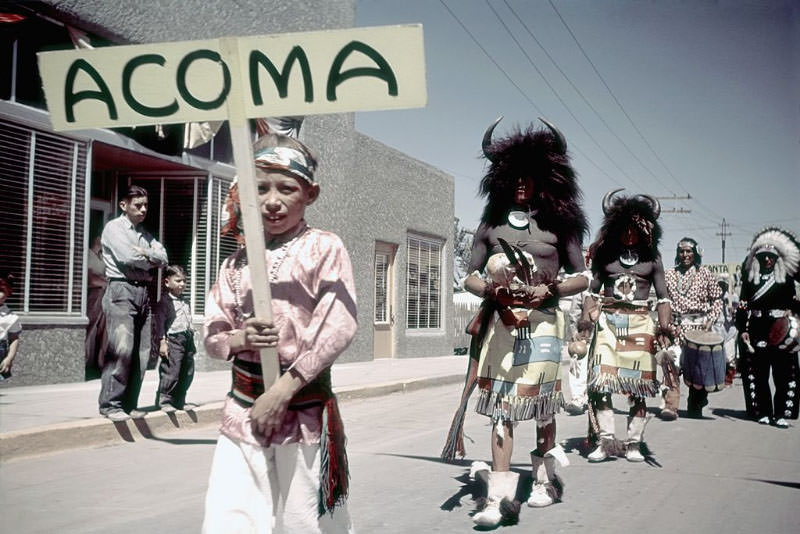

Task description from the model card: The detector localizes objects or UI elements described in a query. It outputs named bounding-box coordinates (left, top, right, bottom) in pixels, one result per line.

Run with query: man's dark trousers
left=99, top=281, right=152, bottom=414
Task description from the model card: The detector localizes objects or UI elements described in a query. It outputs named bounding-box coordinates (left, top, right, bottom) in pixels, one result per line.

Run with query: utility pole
left=655, top=194, right=692, bottom=214
left=716, top=218, right=732, bottom=263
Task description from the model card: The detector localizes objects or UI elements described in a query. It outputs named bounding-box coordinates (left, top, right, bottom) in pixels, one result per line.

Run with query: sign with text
left=38, top=24, right=426, bottom=130
left=705, top=263, right=741, bottom=276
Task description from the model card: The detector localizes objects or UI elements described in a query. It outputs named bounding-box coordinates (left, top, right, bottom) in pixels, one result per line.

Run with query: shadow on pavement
left=113, top=421, right=136, bottom=442
left=711, top=407, right=752, bottom=421
left=742, top=478, right=800, bottom=490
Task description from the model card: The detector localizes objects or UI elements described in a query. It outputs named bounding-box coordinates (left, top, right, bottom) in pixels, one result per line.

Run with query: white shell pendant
left=619, top=249, right=639, bottom=267
left=507, top=210, right=530, bottom=230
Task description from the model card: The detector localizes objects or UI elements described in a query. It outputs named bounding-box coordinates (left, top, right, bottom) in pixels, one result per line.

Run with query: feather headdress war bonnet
left=744, top=227, right=800, bottom=284
left=479, top=117, right=588, bottom=243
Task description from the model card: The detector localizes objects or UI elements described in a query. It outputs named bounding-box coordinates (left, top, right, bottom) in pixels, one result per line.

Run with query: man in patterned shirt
left=664, top=238, right=723, bottom=419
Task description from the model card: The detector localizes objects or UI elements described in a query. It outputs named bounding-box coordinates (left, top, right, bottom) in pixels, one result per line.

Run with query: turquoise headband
left=253, top=146, right=315, bottom=184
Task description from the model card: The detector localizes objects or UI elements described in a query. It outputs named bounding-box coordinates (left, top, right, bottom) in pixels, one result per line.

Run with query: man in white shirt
left=99, top=185, right=168, bottom=421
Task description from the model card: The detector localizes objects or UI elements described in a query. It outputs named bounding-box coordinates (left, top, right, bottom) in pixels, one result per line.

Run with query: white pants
left=202, top=434, right=354, bottom=534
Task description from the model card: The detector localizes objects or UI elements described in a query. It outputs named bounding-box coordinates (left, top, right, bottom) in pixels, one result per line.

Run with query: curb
left=0, top=374, right=463, bottom=462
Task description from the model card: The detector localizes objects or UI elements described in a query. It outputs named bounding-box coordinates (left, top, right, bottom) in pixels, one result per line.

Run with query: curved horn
left=482, top=116, right=503, bottom=162
left=637, top=194, right=661, bottom=220
left=602, top=188, right=624, bottom=215
left=538, top=116, right=566, bottom=155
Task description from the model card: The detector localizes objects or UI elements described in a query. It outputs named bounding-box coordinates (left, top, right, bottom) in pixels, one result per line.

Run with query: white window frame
left=374, top=249, right=390, bottom=324
left=405, top=233, right=444, bottom=331
left=0, top=120, right=89, bottom=322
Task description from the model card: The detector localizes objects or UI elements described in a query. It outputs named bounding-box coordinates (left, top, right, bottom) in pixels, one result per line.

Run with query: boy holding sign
left=202, top=133, right=357, bottom=533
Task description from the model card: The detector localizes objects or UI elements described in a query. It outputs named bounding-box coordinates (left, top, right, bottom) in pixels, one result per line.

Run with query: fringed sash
left=229, top=358, right=349, bottom=516
left=475, top=382, right=563, bottom=421
left=231, top=357, right=330, bottom=409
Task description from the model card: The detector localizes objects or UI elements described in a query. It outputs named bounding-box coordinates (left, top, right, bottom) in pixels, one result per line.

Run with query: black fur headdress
left=479, top=117, right=588, bottom=243
left=590, top=188, right=663, bottom=273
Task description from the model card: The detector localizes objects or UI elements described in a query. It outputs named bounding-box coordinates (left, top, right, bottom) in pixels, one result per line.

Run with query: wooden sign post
left=38, top=24, right=427, bottom=387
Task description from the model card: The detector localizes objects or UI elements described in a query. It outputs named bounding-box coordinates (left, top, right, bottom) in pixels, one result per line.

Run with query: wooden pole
left=220, top=38, right=280, bottom=388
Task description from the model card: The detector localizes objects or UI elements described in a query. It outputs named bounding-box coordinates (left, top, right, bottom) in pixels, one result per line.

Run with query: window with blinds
left=406, top=235, right=442, bottom=330
left=194, top=176, right=238, bottom=315
left=374, top=251, right=389, bottom=323
left=0, top=120, right=86, bottom=315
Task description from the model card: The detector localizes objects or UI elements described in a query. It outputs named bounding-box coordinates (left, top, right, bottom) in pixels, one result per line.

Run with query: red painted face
left=621, top=225, right=639, bottom=247
left=512, top=176, right=535, bottom=206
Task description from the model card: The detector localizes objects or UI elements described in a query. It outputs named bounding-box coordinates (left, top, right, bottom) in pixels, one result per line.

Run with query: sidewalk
left=0, top=355, right=467, bottom=461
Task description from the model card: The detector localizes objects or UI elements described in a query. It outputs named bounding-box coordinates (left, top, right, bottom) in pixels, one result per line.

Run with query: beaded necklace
left=229, top=225, right=309, bottom=324
left=676, top=266, right=696, bottom=295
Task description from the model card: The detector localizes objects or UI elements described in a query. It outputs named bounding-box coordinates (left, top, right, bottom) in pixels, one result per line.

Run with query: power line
left=438, top=0, right=544, bottom=116
left=547, top=0, right=689, bottom=196
left=502, top=0, right=677, bottom=196
left=656, top=197, right=692, bottom=214
left=437, top=0, right=626, bottom=187
left=544, top=5, right=731, bottom=230
left=484, top=0, right=646, bottom=191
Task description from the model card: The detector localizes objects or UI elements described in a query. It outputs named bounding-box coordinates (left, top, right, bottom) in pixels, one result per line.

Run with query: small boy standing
left=202, top=133, right=357, bottom=534
left=155, top=265, right=195, bottom=411
left=0, top=274, right=21, bottom=380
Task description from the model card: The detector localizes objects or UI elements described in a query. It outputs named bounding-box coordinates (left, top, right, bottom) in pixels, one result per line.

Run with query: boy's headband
left=253, top=146, right=315, bottom=185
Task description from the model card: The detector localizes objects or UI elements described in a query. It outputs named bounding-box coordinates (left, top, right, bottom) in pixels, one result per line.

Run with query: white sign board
left=38, top=24, right=426, bottom=130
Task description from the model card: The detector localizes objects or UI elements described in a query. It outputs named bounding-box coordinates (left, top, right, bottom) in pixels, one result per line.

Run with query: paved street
left=1, top=380, right=798, bottom=533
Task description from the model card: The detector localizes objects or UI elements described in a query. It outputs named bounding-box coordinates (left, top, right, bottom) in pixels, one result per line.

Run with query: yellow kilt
left=475, top=306, right=566, bottom=421
left=587, top=310, right=659, bottom=397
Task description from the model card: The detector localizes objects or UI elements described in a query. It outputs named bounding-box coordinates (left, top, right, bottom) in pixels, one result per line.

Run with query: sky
left=354, top=0, right=799, bottom=265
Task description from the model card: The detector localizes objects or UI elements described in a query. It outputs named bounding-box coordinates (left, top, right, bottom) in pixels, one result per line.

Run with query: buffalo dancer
left=578, top=189, right=673, bottom=463
left=450, top=117, right=589, bottom=527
